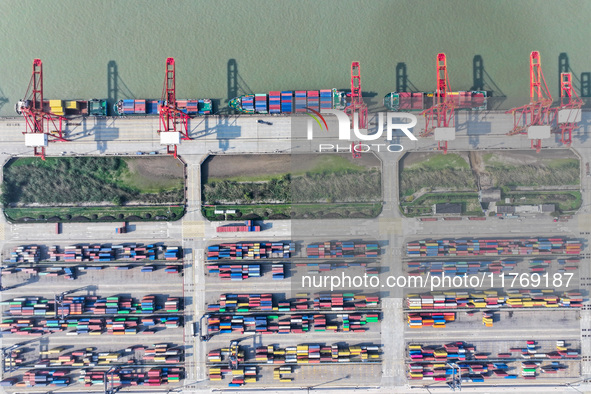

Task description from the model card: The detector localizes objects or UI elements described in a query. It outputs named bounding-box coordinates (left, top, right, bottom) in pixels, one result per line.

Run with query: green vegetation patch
left=485, top=158, right=579, bottom=187
left=202, top=155, right=381, bottom=205
left=399, top=153, right=475, bottom=197
left=203, top=171, right=381, bottom=204
left=2, top=157, right=185, bottom=206
left=404, top=153, right=470, bottom=170
left=5, top=205, right=185, bottom=223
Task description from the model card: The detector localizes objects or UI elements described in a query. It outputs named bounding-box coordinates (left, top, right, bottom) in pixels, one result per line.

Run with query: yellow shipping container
left=65, top=100, right=79, bottom=109
left=49, top=99, right=62, bottom=107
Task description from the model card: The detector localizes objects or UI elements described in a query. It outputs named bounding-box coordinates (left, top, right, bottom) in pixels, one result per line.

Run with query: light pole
left=104, top=366, right=118, bottom=394
left=2, top=344, right=19, bottom=373
left=446, top=362, right=461, bottom=391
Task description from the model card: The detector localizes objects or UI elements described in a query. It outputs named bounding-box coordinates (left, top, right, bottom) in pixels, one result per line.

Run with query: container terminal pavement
left=1, top=110, right=591, bottom=393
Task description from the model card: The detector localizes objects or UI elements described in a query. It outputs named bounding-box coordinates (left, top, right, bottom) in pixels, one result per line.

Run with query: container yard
left=406, top=340, right=581, bottom=383
left=206, top=342, right=382, bottom=388
left=0, top=239, right=186, bottom=392
left=201, top=238, right=386, bottom=388
left=400, top=235, right=587, bottom=388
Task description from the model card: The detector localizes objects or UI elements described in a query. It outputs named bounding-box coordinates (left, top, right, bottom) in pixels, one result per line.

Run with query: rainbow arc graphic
left=305, top=107, right=328, bottom=131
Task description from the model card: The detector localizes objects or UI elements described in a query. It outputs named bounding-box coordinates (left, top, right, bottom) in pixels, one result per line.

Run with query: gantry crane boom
left=158, top=57, right=190, bottom=158
left=506, top=51, right=553, bottom=152
left=420, top=53, right=455, bottom=154
left=345, top=62, right=368, bottom=159
left=16, top=59, right=67, bottom=160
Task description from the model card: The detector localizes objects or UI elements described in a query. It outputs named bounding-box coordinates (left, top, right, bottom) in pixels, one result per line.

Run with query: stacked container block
left=406, top=238, right=581, bottom=257
left=254, top=94, right=267, bottom=113
left=306, top=242, right=379, bottom=258
left=320, top=89, right=333, bottom=109
left=406, top=290, right=583, bottom=310
left=295, top=91, right=307, bottom=112
left=281, top=91, right=293, bottom=113
left=269, top=91, right=281, bottom=114
left=206, top=242, right=295, bottom=260
left=307, top=91, right=319, bottom=112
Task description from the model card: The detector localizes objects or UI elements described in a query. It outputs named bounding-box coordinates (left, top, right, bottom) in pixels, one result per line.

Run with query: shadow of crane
left=471, top=55, right=507, bottom=110
left=107, top=60, right=136, bottom=115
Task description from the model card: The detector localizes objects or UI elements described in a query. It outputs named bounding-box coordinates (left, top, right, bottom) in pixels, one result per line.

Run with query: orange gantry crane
left=345, top=62, right=367, bottom=159
left=158, top=57, right=191, bottom=158
left=420, top=53, right=455, bottom=154
left=16, top=59, right=67, bottom=160
left=555, top=72, right=583, bottom=147
left=506, top=51, right=554, bottom=153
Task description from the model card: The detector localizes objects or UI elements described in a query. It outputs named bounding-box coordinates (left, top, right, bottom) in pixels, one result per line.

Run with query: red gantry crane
left=420, top=53, right=455, bottom=154
left=554, top=72, right=583, bottom=147
left=506, top=51, right=553, bottom=153
left=158, top=57, right=190, bottom=158
left=345, top=62, right=367, bottom=159
left=16, top=59, right=67, bottom=160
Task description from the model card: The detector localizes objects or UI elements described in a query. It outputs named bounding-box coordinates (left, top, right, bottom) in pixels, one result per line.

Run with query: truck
left=56, top=223, right=61, bottom=234
left=115, top=223, right=127, bottom=234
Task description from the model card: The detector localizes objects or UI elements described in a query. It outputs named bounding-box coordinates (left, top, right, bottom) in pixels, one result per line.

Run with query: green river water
left=1, top=0, right=590, bottom=116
